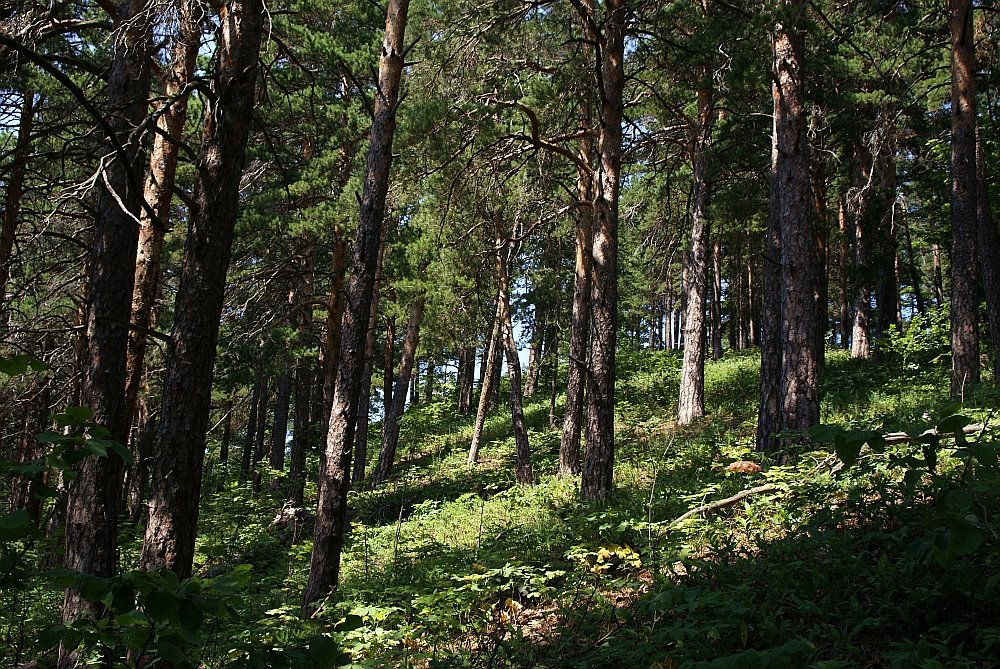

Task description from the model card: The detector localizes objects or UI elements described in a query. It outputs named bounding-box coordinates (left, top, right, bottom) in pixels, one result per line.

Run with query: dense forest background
left=1, top=0, right=1000, bottom=666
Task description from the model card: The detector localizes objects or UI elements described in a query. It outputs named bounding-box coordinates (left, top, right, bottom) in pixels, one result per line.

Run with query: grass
left=4, top=345, right=998, bottom=668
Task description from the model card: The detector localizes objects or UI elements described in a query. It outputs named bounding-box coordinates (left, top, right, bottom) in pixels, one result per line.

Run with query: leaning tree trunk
left=468, top=297, right=503, bottom=464
left=139, top=0, right=264, bottom=579
left=496, top=242, right=533, bottom=485
left=976, top=126, right=1000, bottom=383
left=0, top=88, right=35, bottom=322
left=774, top=0, right=820, bottom=434
left=60, top=0, right=151, bottom=651
left=123, top=0, right=201, bottom=436
left=949, top=0, right=980, bottom=397
left=303, top=0, right=410, bottom=607
left=580, top=0, right=625, bottom=501
left=678, top=82, right=714, bottom=426
left=373, top=293, right=425, bottom=486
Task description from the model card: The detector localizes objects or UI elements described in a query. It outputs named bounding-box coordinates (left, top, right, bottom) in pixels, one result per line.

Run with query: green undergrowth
left=4, top=346, right=999, bottom=667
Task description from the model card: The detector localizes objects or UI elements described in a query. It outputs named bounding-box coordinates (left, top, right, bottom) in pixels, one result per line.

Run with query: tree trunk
left=373, top=294, right=425, bottom=485
left=837, top=196, right=851, bottom=348
left=319, top=234, right=349, bottom=447
left=774, top=1, right=820, bottom=434
left=288, top=360, right=312, bottom=506
left=976, top=127, right=1000, bottom=383
left=219, top=399, right=232, bottom=469
left=353, top=236, right=385, bottom=484
left=711, top=235, right=724, bottom=360
left=123, top=0, right=201, bottom=436
left=580, top=0, right=624, bottom=501
left=0, top=88, right=35, bottom=322
left=850, top=140, right=874, bottom=360
left=523, top=307, right=544, bottom=398
left=252, top=377, right=269, bottom=493
left=268, top=371, right=292, bottom=489
left=678, top=82, right=714, bottom=426
left=457, top=345, right=475, bottom=416
left=240, top=369, right=264, bottom=483
left=899, top=198, right=926, bottom=318
left=139, top=0, right=264, bottom=579
left=13, top=356, right=51, bottom=525
left=949, top=0, right=980, bottom=397
left=560, top=64, right=596, bottom=478
left=61, top=0, right=151, bottom=646
left=469, top=297, right=503, bottom=464
left=303, top=0, right=409, bottom=606
left=383, top=315, right=396, bottom=414
left=496, top=243, right=533, bottom=485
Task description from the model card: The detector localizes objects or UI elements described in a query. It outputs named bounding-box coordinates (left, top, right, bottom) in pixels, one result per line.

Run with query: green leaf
left=307, top=635, right=342, bottom=668
left=834, top=438, right=863, bottom=468
left=38, top=625, right=67, bottom=650
left=155, top=640, right=186, bottom=665
left=0, top=355, right=47, bottom=376
left=143, top=590, right=178, bottom=622
left=938, top=413, right=971, bottom=436
left=110, top=584, right=136, bottom=614
left=178, top=597, right=205, bottom=631
left=62, top=406, right=94, bottom=424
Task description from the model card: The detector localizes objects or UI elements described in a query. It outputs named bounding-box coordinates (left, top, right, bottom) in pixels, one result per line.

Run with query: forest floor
left=6, top=347, right=1000, bottom=668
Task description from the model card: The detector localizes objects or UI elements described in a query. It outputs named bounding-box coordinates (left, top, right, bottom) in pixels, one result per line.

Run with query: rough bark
left=0, top=88, right=35, bottom=322
left=303, top=0, right=409, bottom=606
left=139, top=0, right=264, bottom=579
left=774, top=1, right=820, bottom=433
left=123, top=0, right=201, bottom=434
left=373, top=294, right=424, bottom=485
left=252, top=377, right=269, bottom=493
left=850, top=141, right=874, bottom=360
left=383, top=315, right=396, bottom=414
left=580, top=0, right=624, bottom=501
left=126, top=408, right=155, bottom=523
left=353, top=237, right=385, bottom=484
left=319, top=234, right=349, bottom=447
left=678, top=82, right=714, bottom=426
left=949, top=0, right=980, bottom=397
left=523, top=307, right=544, bottom=398
left=837, top=196, right=851, bottom=348
left=976, top=127, right=1000, bottom=383
left=61, top=0, right=151, bottom=645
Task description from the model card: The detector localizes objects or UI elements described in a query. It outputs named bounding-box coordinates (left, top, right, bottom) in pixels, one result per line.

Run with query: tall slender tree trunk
left=457, top=345, right=475, bottom=416
left=139, top=0, right=264, bottom=579
left=523, top=307, right=544, bottom=397
left=288, top=360, right=311, bottom=506
left=61, top=0, right=151, bottom=649
left=559, top=147, right=593, bottom=476
left=837, top=196, right=851, bottom=348
left=219, top=399, right=232, bottom=468
left=949, top=0, right=980, bottom=397
left=468, top=297, right=502, bottom=464
left=899, top=198, right=926, bottom=318
left=678, top=82, right=714, bottom=426
left=240, top=368, right=264, bottom=483
left=268, top=371, right=292, bottom=489
left=383, top=315, right=396, bottom=413
left=976, top=127, right=1000, bottom=383
left=303, top=0, right=409, bottom=606
left=123, top=0, right=201, bottom=436
left=319, top=234, right=348, bottom=447
left=774, top=0, right=820, bottom=434
left=353, top=237, right=385, bottom=484
left=495, top=242, right=533, bottom=485
left=252, top=376, right=269, bottom=492
left=580, top=0, right=625, bottom=501
left=0, top=88, right=35, bottom=322
left=373, top=294, right=425, bottom=486
left=711, top=235, right=724, bottom=360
